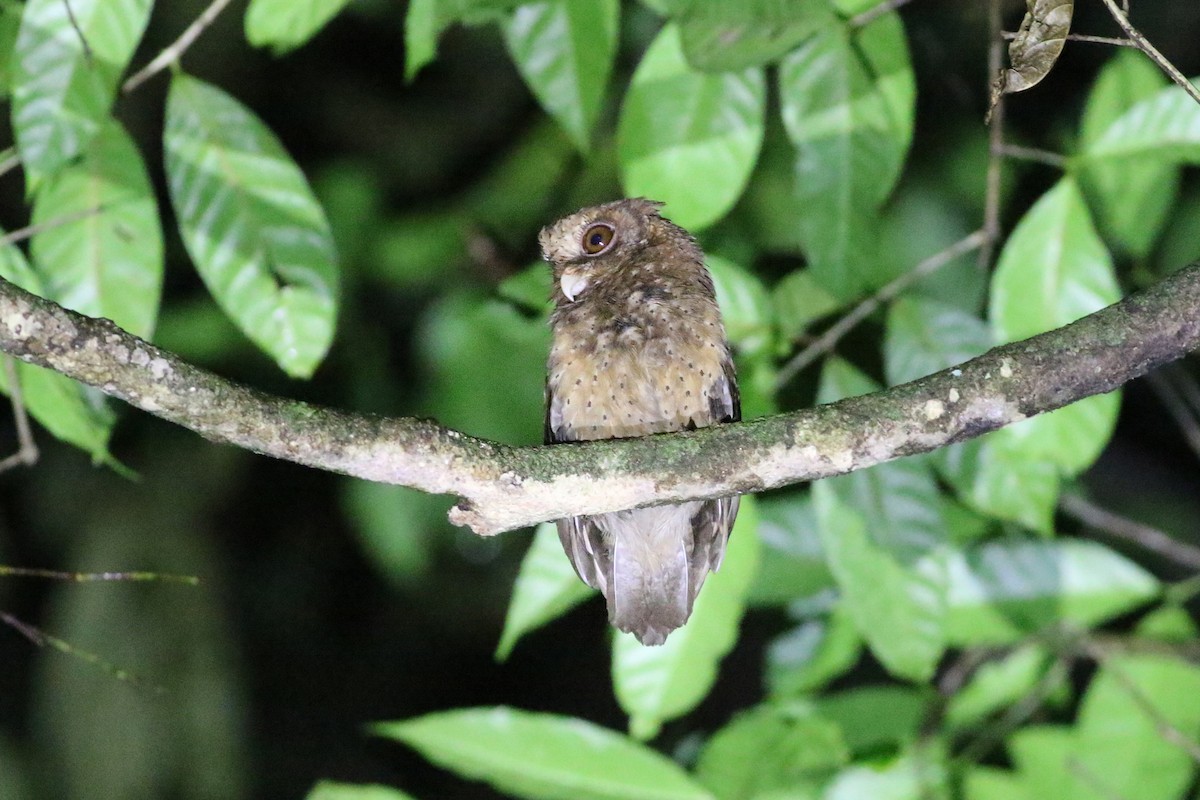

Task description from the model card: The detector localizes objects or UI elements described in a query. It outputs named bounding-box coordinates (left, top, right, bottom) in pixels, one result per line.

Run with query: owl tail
left=607, top=505, right=698, bottom=646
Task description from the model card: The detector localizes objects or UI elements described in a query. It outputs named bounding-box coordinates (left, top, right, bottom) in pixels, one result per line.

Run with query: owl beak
left=560, top=269, right=589, bottom=302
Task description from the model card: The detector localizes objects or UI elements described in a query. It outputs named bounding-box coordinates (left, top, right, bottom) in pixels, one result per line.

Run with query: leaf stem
left=1060, top=492, right=1200, bottom=571
left=0, top=357, right=38, bottom=472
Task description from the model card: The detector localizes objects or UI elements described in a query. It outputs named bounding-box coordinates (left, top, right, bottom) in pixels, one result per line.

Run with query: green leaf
left=1071, top=655, right=1200, bottom=800
left=823, top=752, right=946, bottom=800
left=342, top=481, right=440, bottom=588
left=814, top=480, right=944, bottom=682
left=404, top=0, right=440, bottom=80
left=617, top=23, right=765, bottom=231
left=496, top=522, right=596, bottom=660
left=944, top=538, right=1159, bottom=645
left=706, top=254, right=774, bottom=356
left=695, top=703, right=848, bottom=799
left=778, top=11, right=914, bottom=299
left=0, top=3, right=23, bottom=100
left=772, top=269, right=840, bottom=344
left=1005, top=726, right=1082, bottom=800
left=989, top=176, right=1121, bottom=476
left=815, top=360, right=948, bottom=679
left=884, top=296, right=991, bottom=386
left=11, top=0, right=151, bottom=186
left=938, top=435, right=1060, bottom=535
left=766, top=607, right=862, bottom=696
left=503, top=0, right=618, bottom=151
left=989, top=182, right=1117, bottom=368
left=1076, top=49, right=1175, bottom=258
left=1136, top=603, right=1199, bottom=642
left=375, top=708, right=712, bottom=800
left=245, top=0, right=355, bottom=54
left=1005, top=656, right=1200, bottom=800
left=0, top=733, right=31, bottom=800
left=404, top=0, right=531, bottom=80
left=305, top=781, right=416, bottom=800
left=962, top=767, right=1032, bottom=800
left=1002, top=391, right=1120, bottom=477
left=164, top=73, right=339, bottom=378
left=31, top=119, right=162, bottom=339
left=498, top=262, right=554, bottom=313
left=815, top=686, right=925, bottom=755
left=677, top=0, right=834, bottom=72
left=416, top=294, right=550, bottom=445
left=825, top=448, right=945, bottom=564
left=1155, top=184, right=1200, bottom=277
left=945, top=645, right=1054, bottom=729
left=1079, top=74, right=1200, bottom=164
left=0, top=240, right=113, bottom=459
left=751, top=491, right=835, bottom=607
left=372, top=210, right=470, bottom=291
left=612, top=497, right=760, bottom=740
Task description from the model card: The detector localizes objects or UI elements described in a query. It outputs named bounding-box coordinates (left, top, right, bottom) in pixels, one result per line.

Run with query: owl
left=539, top=198, right=740, bottom=645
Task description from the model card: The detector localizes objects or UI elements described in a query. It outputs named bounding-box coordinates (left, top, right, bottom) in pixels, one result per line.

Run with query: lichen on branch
left=1, top=263, right=1199, bottom=535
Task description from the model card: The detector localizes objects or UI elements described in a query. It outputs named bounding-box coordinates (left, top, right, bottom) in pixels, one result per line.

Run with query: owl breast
left=547, top=295, right=731, bottom=442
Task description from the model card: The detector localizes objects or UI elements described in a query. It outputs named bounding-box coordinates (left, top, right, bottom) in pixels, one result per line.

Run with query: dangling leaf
left=502, top=0, right=619, bottom=151
left=988, top=0, right=1073, bottom=114
left=245, top=0, right=356, bottom=54
left=164, top=74, right=339, bottom=378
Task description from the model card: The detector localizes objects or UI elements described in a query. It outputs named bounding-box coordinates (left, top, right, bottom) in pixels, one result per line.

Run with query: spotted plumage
left=539, top=198, right=740, bottom=645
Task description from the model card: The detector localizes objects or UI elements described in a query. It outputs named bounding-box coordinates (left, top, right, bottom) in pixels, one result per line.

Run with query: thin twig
left=1001, top=31, right=1134, bottom=47
left=775, top=229, right=988, bottom=388
left=956, top=657, right=1070, bottom=764
left=0, top=148, right=20, bottom=181
left=1097, top=0, right=1200, bottom=108
left=122, top=0, right=236, bottom=94
left=1145, top=371, right=1200, bottom=462
left=848, top=0, right=915, bottom=28
left=1060, top=492, right=1200, bottom=571
left=1, top=611, right=163, bottom=692
left=0, top=205, right=105, bottom=248
left=997, top=143, right=1068, bottom=168
left=0, top=357, right=37, bottom=472
left=0, top=565, right=199, bottom=585
left=979, top=0, right=1005, bottom=272
left=1080, top=637, right=1200, bottom=764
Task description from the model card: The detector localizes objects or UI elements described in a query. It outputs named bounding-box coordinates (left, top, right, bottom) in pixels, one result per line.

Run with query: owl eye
left=581, top=223, right=615, bottom=255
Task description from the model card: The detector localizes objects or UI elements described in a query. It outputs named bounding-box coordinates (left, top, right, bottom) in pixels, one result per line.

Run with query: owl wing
left=545, top=383, right=612, bottom=595
left=688, top=349, right=741, bottom=589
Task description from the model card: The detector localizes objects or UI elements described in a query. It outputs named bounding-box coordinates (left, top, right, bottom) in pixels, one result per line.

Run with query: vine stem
left=122, top=0, right=236, bottom=93
left=1097, top=0, right=1200, bottom=108
left=775, top=229, right=988, bottom=388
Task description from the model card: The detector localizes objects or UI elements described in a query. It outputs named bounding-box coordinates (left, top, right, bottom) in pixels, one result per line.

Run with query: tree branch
left=2, top=265, right=1200, bottom=535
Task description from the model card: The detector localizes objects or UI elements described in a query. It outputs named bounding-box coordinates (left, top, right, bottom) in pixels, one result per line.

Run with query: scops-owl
left=539, top=198, right=740, bottom=646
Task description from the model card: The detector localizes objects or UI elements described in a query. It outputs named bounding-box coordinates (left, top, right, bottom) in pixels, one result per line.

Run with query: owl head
left=538, top=198, right=700, bottom=304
